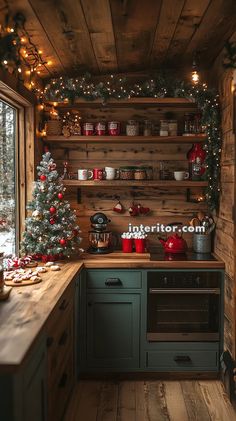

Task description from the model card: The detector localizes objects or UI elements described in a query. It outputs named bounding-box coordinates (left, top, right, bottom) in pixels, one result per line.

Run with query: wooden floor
left=64, top=380, right=236, bottom=421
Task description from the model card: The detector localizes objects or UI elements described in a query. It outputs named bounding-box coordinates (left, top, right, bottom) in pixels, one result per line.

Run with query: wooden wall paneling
left=80, top=0, right=118, bottom=72
left=28, top=0, right=98, bottom=74
left=185, top=0, right=236, bottom=66
left=109, top=0, right=162, bottom=71
left=149, top=0, right=185, bottom=65
left=165, top=0, right=211, bottom=63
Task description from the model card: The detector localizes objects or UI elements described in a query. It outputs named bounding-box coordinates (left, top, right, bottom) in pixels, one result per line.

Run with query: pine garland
left=44, top=73, right=221, bottom=211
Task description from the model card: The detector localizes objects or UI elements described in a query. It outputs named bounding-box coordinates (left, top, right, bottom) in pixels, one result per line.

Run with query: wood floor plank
left=71, top=380, right=101, bottom=421
left=96, top=381, right=118, bottom=421
left=199, top=380, right=236, bottom=421
left=117, top=381, right=136, bottom=421
left=145, top=381, right=170, bottom=421
left=164, top=381, right=189, bottom=421
left=64, top=381, right=85, bottom=421
left=181, top=381, right=211, bottom=421
left=135, top=381, right=147, bottom=421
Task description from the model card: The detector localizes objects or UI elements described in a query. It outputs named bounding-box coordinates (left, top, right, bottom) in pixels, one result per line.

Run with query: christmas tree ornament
left=59, top=238, right=67, bottom=246
left=40, top=184, right=46, bottom=192
left=32, top=210, right=43, bottom=220
left=128, top=203, right=139, bottom=217
left=58, top=192, right=63, bottom=200
left=49, top=206, right=56, bottom=214
left=49, top=217, right=56, bottom=225
left=40, top=174, right=47, bottom=181
left=48, top=163, right=57, bottom=171
left=113, top=200, right=124, bottom=214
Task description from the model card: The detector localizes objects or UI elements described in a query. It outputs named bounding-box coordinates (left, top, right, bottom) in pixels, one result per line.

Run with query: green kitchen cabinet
left=86, top=293, right=140, bottom=370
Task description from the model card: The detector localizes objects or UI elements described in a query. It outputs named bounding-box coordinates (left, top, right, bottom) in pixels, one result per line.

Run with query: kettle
left=158, top=222, right=187, bottom=254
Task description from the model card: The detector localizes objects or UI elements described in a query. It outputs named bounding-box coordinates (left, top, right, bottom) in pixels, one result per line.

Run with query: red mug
left=122, top=238, right=133, bottom=253
left=134, top=239, right=146, bottom=253
left=93, top=168, right=105, bottom=180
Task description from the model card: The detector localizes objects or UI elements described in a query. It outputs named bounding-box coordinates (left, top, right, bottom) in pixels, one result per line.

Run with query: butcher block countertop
left=0, top=252, right=224, bottom=371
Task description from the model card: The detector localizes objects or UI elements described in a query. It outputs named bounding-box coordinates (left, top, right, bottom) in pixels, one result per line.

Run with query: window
left=0, top=100, right=17, bottom=255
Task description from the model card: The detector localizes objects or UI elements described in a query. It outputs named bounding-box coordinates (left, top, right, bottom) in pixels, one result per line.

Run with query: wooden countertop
left=0, top=253, right=224, bottom=371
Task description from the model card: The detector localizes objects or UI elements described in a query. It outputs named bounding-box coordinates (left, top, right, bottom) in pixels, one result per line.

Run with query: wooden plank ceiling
left=1, top=0, right=236, bottom=78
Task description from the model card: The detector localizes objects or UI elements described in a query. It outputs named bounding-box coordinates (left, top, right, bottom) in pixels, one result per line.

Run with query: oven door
left=147, top=287, right=220, bottom=341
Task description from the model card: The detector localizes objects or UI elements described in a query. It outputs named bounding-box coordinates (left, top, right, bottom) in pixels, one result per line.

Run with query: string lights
left=0, top=12, right=48, bottom=92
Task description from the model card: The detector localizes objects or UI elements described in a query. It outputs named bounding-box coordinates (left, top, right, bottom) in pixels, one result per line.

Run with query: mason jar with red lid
left=83, top=122, right=94, bottom=136
left=108, top=121, right=120, bottom=136
left=95, top=122, right=106, bottom=136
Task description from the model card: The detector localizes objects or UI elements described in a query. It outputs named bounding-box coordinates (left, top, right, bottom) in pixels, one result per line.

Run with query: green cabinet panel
left=86, top=270, right=142, bottom=289
left=86, top=293, right=140, bottom=369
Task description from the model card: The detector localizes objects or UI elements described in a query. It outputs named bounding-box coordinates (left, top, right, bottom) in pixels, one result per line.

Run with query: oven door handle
left=149, top=288, right=220, bottom=294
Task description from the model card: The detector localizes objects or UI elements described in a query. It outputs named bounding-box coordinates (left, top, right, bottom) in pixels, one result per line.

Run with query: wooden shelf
left=63, top=180, right=208, bottom=187
left=47, top=97, right=197, bottom=108
left=44, top=135, right=206, bottom=144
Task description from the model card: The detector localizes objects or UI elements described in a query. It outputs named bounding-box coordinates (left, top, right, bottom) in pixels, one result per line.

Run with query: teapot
left=158, top=222, right=187, bottom=254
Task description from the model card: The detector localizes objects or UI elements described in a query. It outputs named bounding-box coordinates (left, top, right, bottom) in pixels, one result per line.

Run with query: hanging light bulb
left=191, top=54, right=200, bottom=84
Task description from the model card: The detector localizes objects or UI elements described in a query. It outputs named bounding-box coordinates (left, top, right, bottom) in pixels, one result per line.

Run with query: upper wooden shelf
left=63, top=180, right=208, bottom=187
left=44, top=135, right=206, bottom=144
left=47, top=97, right=197, bottom=108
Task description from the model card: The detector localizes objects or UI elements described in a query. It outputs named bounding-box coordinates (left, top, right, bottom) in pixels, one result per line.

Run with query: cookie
left=30, top=275, right=41, bottom=282
left=45, top=262, right=55, bottom=267
left=50, top=265, right=61, bottom=271
left=37, top=267, right=47, bottom=273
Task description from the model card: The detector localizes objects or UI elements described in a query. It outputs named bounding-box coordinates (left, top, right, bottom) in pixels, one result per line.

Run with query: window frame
left=0, top=75, right=35, bottom=254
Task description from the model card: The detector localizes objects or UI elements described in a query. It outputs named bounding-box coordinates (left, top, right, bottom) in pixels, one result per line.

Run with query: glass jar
left=126, top=120, right=139, bottom=136
left=134, top=169, right=146, bottom=180
left=184, top=114, right=194, bottom=135
left=83, top=122, right=94, bottom=136
left=168, top=120, right=177, bottom=136
left=119, top=167, right=135, bottom=179
left=0, top=252, right=4, bottom=292
left=159, top=161, right=172, bottom=180
left=160, top=120, right=169, bottom=136
left=139, top=166, right=153, bottom=179
left=108, top=121, right=120, bottom=136
left=95, top=122, right=106, bottom=136
left=143, top=120, right=152, bottom=136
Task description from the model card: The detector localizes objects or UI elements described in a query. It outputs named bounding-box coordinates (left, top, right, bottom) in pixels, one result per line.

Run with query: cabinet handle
left=46, top=336, right=54, bottom=348
left=58, top=372, right=68, bottom=388
left=59, top=299, right=69, bottom=311
left=174, top=355, right=192, bottom=363
left=105, top=278, right=122, bottom=286
left=58, top=330, right=68, bottom=346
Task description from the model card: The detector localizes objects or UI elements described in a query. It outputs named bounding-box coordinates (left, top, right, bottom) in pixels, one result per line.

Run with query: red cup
left=134, top=239, right=146, bottom=253
left=95, top=122, right=106, bottom=136
left=122, top=238, right=133, bottom=253
left=93, top=168, right=105, bottom=180
left=83, top=122, right=94, bottom=136
left=108, top=121, right=120, bottom=136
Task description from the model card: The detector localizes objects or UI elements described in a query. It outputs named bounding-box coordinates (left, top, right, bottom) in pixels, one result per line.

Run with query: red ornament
left=58, top=192, right=63, bottom=200
left=40, top=174, right=47, bottom=181
left=59, top=238, right=67, bottom=246
left=113, top=200, right=124, bottom=214
left=49, top=218, right=56, bottom=225
left=49, top=206, right=56, bottom=214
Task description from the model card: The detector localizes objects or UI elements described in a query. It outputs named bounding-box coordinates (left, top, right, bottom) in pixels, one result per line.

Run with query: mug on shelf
left=105, top=167, right=119, bottom=180
left=93, top=168, right=106, bottom=180
left=78, top=169, right=93, bottom=180
left=174, top=171, right=189, bottom=181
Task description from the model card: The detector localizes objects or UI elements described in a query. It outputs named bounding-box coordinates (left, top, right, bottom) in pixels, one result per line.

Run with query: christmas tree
left=21, top=152, right=82, bottom=259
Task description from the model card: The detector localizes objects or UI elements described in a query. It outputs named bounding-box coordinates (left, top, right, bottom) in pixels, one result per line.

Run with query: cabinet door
left=23, top=341, right=46, bottom=421
left=87, top=293, right=140, bottom=369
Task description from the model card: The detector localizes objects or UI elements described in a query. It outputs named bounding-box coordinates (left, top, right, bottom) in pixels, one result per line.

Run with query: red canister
left=122, top=238, right=133, bottom=253
left=83, top=122, right=94, bottom=136
left=95, top=122, right=106, bottom=136
left=108, top=121, right=120, bottom=136
left=134, top=239, right=146, bottom=253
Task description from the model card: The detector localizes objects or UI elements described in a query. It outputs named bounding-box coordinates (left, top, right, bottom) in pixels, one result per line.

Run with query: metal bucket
left=193, top=234, right=211, bottom=254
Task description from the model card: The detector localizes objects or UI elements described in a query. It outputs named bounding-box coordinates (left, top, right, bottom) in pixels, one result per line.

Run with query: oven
left=147, top=271, right=221, bottom=342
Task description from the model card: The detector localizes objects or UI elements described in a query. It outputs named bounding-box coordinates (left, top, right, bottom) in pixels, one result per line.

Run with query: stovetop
left=149, top=249, right=217, bottom=261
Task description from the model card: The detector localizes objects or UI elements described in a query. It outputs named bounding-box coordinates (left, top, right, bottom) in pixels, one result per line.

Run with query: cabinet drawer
left=86, top=270, right=142, bottom=289
left=146, top=349, right=218, bottom=371
left=48, top=353, right=74, bottom=421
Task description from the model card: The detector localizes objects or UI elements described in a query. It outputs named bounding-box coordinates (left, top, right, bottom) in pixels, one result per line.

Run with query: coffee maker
left=88, top=212, right=113, bottom=254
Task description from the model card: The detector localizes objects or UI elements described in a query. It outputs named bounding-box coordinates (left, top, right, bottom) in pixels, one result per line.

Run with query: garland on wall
left=44, top=73, right=221, bottom=211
